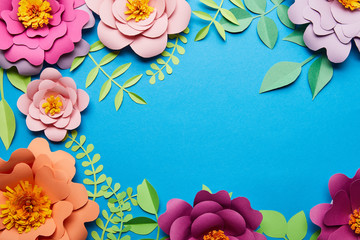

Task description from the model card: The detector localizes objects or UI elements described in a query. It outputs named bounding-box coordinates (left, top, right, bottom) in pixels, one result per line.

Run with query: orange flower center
left=125, top=0, right=154, bottom=22
left=338, top=0, right=360, bottom=10
left=0, top=181, right=52, bottom=234
left=18, top=0, right=53, bottom=29
left=203, top=230, right=229, bottom=240
left=42, top=95, right=63, bottom=116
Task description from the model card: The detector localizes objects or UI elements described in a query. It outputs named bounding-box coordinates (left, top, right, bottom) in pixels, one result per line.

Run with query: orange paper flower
left=0, top=138, right=99, bottom=240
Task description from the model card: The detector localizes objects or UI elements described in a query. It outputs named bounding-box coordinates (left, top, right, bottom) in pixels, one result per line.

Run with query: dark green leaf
left=137, top=179, right=159, bottom=214
left=277, top=5, right=295, bottom=29
left=244, top=0, right=266, bottom=14
left=124, top=217, right=158, bottom=235
left=257, top=16, right=278, bottom=49
left=283, top=28, right=306, bottom=47
left=310, top=230, right=320, bottom=240
left=271, top=0, right=284, bottom=4
left=220, top=8, right=239, bottom=25
left=220, top=8, right=252, bottom=33
left=308, top=55, right=333, bottom=99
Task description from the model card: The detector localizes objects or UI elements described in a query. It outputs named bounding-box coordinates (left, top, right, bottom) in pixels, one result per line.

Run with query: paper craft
left=17, top=68, right=89, bottom=142
left=0, top=0, right=95, bottom=76
left=0, top=138, right=99, bottom=240
left=85, top=0, right=191, bottom=58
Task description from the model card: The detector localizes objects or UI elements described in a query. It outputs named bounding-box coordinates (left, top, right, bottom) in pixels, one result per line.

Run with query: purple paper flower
left=288, top=0, right=360, bottom=63
left=158, top=190, right=265, bottom=240
left=310, top=169, right=360, bottom=240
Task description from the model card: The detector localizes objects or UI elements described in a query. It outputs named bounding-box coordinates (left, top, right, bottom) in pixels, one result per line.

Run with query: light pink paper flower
left=288, top=0, right=360, bottom=63
left=0, top=0, right=95, bottom=76
left=17, top=68, right=89, bottom=142
left=85, top=0, right=191, bottom=58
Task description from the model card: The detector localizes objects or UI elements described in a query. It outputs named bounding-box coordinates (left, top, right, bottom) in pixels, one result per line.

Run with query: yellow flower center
left=18, top=0, right=53, bottom=29
left=338, top=0, right=360, bottom=10
left=349, top=209, right=360, bottom=234
left=203, top=230, right=229, bottom=240
left=0, top=181, right=52, bottom=234
left=125, top=0, right=154, bottom=22
left=42, top=95, right=63, bottom=116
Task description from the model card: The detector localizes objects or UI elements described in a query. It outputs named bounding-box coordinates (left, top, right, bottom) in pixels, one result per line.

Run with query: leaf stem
left=155, top=213, right=160, bottom=240
left=101, top=212, right=115, bottom=240
left=210, top=0, right=225, bottom=25
left=0, top=69, right=4, bottom=100
left=301, top=55, right=317, bottom=66
left=253, top=4, right=279, bottom=19
left=153, top=35, right=179, bottom=78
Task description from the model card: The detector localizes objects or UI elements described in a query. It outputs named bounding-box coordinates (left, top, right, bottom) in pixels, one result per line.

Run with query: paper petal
left=190, top=200, right=223, bottom=221
left=236, top=229, right=256, bottom=240
left=98, top=22, right=134, bottom=50
left=191, top=213, right=224, bottom=238
left=0, top=52, right=43, bottom=76
left=167, top=0, right=191, bottom=34
left=328, top=170, right=360, bottom=199
left=5, top=45, right=44, bottom=66
left=308, top=0, right=336, bottom=31
left=77, top=89, right=89, bottom=112
left=194, top=190, right=232, bottom=209
left=44, top=127, right=68, bottom=142
left=158, top=199, right=192, bottom=234
left=39, top=22, right=67, bottom=51
left=217, top=209, right=246, bottom=236
left=57, top=40, right=90, bottom=70
left=310, top=203, right=339, bottom=240
left=99, top=0, right=117, bottom=28
left=288, top=0, right=311, bottom=25
left=66, top=183, right=90, bottom=210
left=66, top=10, right=89, bottom=43
left=130, top=32, right=167, bottom=58
left=0, top=163, right=34, bottom=191
left=0, top=21, right=13, bottom=50
left=328, top=225, right=357, bottom=240
left=26, top=25, right=49, bottom=38
left=84, top=0, right=102, bottom=14
left=0, top=149, right=34, bottom=174
left=17, top=94, right=31, bottom=115
left=44, top=36, right=75, bottom=65
left=48, top=201, right=73, bottom=239
left=26, top=115, right=47, bottom=131
left=231, top=197, right=263, bottom=230
left=143, top=14, right=169, bottom=38
left=76, top=4, right=95, bottom=29
left=166, top=0, right=177, bottom=17
left=324, top=190, right=352, bottom=226
left=169, top=216, right=191, bottom=240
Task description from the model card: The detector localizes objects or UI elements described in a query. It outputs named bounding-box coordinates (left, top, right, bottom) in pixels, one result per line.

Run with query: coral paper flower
left=158, top=190, right=265, bottom=240
left=0, top=138, right=99, bottom=240
left=85, top=0, right=191, bottom=58
left=0, top=0, right=95, bottom=76
left=17, top=68, right=89, bottom=142
left=310, top=169, right=360, bottom=240
left=288, top=0, right=360, bottom=63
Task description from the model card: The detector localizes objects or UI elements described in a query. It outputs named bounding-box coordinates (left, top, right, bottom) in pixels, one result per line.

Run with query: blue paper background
left=1, top=0, right=360, bottom=239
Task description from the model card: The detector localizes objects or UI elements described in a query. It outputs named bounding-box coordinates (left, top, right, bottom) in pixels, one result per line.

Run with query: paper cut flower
left=85, top=0, right=191, bottom=58
left=0, top=138, right=99, bottom=240
left=17, top=68, right=89, bottom=142
left=288, top=0, right=360, bottom=63
left=0, top=0, right=95, bottom=76
left=310, top=169, right=360, bottom=240
left=158, top=190, right=265, bottom=240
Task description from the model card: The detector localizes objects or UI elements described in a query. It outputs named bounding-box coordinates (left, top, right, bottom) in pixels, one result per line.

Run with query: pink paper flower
left=0, top=138, right=99, bottom=240
left=288, top=0, right=360, bottom=63
left=0, top=0, right=95, bottom=76
left=17, top=68, right=89, bottom=142
left=310, top=169, right=360, bottom=240
left=85, top=0, right=191, bottom=58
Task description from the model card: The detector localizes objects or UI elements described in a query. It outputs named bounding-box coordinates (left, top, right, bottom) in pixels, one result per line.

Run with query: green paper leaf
left=277, top=5, right=295, bottom=29
left=202, top=184, right=212, bottom=193
left=111, top=63, right=131, bottom=79
left=230, top=0, right=245, bottom=9
left=192, top=11, right=213, bottom=21
left=0, top=99, right=15, bottom=150
left=177, top=45, right=185, bottom=55
left=99, top=51, right=119, bottom=66
left=99, top=79, right=112, bottom=102
left=149, top=75, right=156, bottom=84
left=220, top=8, right=239, bottom=25
left=260, top=210, right=287, bottom=238
left=220, top=8, right=252, bottom=33
left=271, top=0, right=284, bottom=4
left=310, top=230, right=320, bottom=240
left=244, top=0, right=266, bottom=14
left=283, top=28, right=306, bottom=47
left=6, top=68, right=31, bottom=93
left=214, top=21, right=226, bottom=40
left=195, top=25, right=210, bottom=41
left=137, top=179, right=159, bottom=214
left=123, top=74, right=142, bottom=88
left=124, top=217, right=158, bottom=235
left=90, top=41, right=105, bottom=52
left=257, top=16, right=278, bottom=49
left=114, top=89, right=124, bottom=111
left=200, top=0, right=219, bottom=9
left=308, top=55, right=333, bottom=99
left=86, top=67, right=99, bottom=88
left=260, top=62, right=302, bottom=93
left=128, top=92, right=147, bottom=105
left=184, top=27, right=190, bottom=34
left=287, top=211, right=308, bottom=240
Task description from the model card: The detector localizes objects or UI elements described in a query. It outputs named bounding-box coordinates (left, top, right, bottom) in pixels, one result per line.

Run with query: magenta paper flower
left=158, top=190, right=265, bottom=240
left=288, top=0, right=360, bottom=63
left=0, top=0, right=95, bottom=76
left=85, top=0, right=191, bottom=58
left=310, top=169, right=360, bottom=240
left=17, top=68, right=89, bottom=142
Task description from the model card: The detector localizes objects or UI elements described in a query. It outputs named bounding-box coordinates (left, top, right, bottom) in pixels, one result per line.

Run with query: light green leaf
left=192, top=11, right=213, bottom=21
left=202, top=184, right=212, bottom=193
left=260, top=62, right=302, bottom=93
left=271, top=0, right=284, bottom=4
left=111, top=63, right=131, bottom=79
left=166, top=64, right=173, bottom=74
left=6, top=68, right=31, bottom=93
left=128, top=92, right=147, bottom=105
left=158, top=71, right=165, bottom=81
left=86, top=67, right=99, bottom=88
left=244, top=0, right=266, bottom=14
left=137, top=179, right=159, bottom=214
left=308, top=55, right=333, bottom=99
left=257, top=16, right=278, bottom=49
left=184, top=27, right=190, bottom=34
left=99, top=51, right=119, bottom=66
left=230, top=0, right=245, bottom=9
left=260, top=210, right=287, bottom=238
left=172, top=56, right=180, bottom=65
left=220, top=8, right=239, bottom=25
left=220, top=8, right=252, bottom=33
left=91, top=231, right=101, bottom=240
left=124, top=217, right=158, bottom=235
left=157, top=58, right=166, bottom=65
left=200, top=0, right=219, bottom=9
left=177, top=45, right=185, bottom=55
left=310, top=230, right=320, bottom=240
left=70, top=56, right=86, bottom=72
left=90, top=41, right=105, bottom=52
left=99, top=79, right=112, bottom=102
left=150, top=63, right=160, bottom=70
left=0, top=99, right=15, bottom=150
left=277, top=5, right=295, bottom=29
left=146, top=70, right=154, bottom=76
left=283, top=28, right=306, bottom=47
left=214, top=21, right=226, bottom=40
left=195, top=25, right=210, bottom=41
left=114, top=89, right=124, bottom=111
left=149, top=75, right=156, bottom=84
left=287, top=211, right=308, bottom=240
left=123, top=74, right=142, bottom=88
